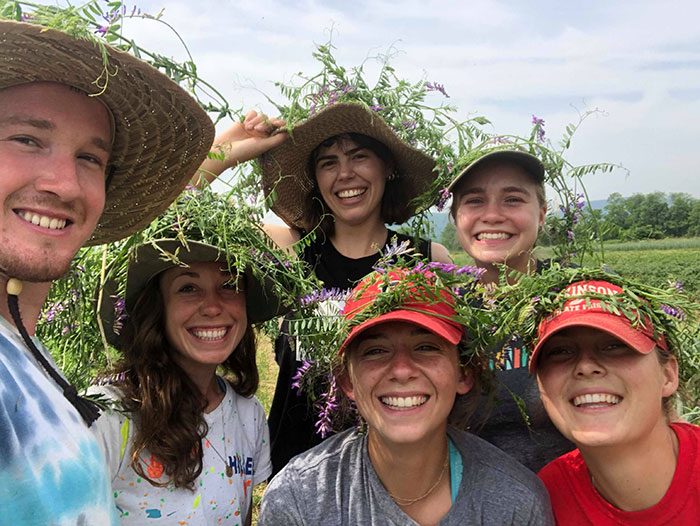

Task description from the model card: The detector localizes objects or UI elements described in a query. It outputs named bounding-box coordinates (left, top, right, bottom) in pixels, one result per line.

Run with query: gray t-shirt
left=259, top=426, right=553, bottom=525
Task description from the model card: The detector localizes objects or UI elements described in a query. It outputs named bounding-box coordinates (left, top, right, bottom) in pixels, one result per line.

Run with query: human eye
left=177, top=283, right=198, bottom=294
left=540, top=343, right=575, bottom=362
left=317, top=159, right=336, bottom=170
left=78, top=152, right=107, bottom=169
left=352, top=150, right=369, bottom=160
left=600, top=339, right=630, bottom=354
left=505, top=195, right=525, bottom=204
left=460, top=195, right=483, bottom=206
left=10, top=135, right=41, bottom=148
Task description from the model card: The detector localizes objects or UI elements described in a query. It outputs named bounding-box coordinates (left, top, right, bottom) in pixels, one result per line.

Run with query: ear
left=456, top=366, right=475, bottom=396
left=337, top=369, right=356, bottom=402
left=383, top=159, right=395, bottom=179
left=661, top=355, right=679, bottom=398
left=538, top=202, right=547, bottom=228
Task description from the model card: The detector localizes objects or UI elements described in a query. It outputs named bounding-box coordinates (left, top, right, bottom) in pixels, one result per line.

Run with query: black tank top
left=267, top=229, right=432, bottom=477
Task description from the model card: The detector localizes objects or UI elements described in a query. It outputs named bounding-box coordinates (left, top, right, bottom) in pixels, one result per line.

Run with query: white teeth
left=192, top=328, right=227, bottom=340
left=477, top=232, right=511, bottom=240
left=337, top=188, right=366, bottom=199
left=572, top=393, right=621, bottom=407
left=380, top=395, right=428, bottom=409
left=19, top=211, right=67, bottom=230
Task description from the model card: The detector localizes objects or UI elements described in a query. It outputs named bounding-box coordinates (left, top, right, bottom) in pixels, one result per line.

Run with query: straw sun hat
left=98, top=239, right=286, bottom=349
left=260, top=103, right=436, bottom=231
left=0, top=20, right=215, bottom=245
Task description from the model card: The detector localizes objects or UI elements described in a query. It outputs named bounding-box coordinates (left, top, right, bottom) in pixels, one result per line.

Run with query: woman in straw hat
left=198, top=103, right=451, bottom=476
left=258, top=265, right=553, bottom=525
left=498, top=268, right=700, bottom=525
left=446, top=145, right=573, bottom=472
left=89, top=189, right=301, bottom=525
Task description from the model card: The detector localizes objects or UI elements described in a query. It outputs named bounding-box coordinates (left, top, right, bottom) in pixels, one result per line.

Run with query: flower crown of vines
left=487, top=263, right=700, bottom=406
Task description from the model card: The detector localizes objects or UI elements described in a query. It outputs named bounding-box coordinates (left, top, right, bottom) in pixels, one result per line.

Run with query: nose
left=336, top=157, right=355, bottom=180
left=199, top=290, right=223, bottom=317
left=388, top=349, right=420, bottom=382
left=34, top=154, right=82, bottom=202
left=481, top=199, right=506, bottom=223
left=573, top=349, right=605, bottom=377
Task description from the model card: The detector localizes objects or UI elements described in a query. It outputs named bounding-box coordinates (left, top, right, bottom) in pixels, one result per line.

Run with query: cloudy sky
left=126, top=0, right=700, bottom=201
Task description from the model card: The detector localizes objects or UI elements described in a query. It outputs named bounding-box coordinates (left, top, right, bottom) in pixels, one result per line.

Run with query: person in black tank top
left=196, top=103, right=452, bottom=477
left=448, top=147, right=574, bottom=472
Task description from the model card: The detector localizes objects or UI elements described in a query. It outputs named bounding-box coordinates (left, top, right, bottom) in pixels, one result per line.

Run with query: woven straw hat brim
left=0, top=21, right=214, bottom=245
left=448, top=150, right=545, bottom=193
left=260, top=103, right=436, bottom=230
left=98, top=239, right=286, bottom=349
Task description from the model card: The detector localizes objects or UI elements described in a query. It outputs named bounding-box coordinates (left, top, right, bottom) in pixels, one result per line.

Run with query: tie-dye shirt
left=90, top=379, right=271, bottom=524
left=0, top=315, right=117, bottom=526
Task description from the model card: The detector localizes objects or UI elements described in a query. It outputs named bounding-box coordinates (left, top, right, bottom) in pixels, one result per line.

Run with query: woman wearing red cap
left=258, top=267, right=553, bottom=526
left=499, top=269, right=700, bottom=525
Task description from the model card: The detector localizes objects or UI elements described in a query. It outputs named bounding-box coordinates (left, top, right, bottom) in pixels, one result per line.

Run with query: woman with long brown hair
left=90, top=236, right=285, bottom=525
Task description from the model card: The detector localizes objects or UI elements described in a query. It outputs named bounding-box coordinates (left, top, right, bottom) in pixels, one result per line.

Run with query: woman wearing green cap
left=90, top=232, right=287, bottom=525
left=198, top=104, right=451, bottom=476
left=447, top=146, right=573, bottom=471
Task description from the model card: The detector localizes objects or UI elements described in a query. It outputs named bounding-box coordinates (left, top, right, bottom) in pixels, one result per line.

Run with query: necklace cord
left=8, top=292, right=100, bottom=426
left=388, top=446, right=450, bottom=506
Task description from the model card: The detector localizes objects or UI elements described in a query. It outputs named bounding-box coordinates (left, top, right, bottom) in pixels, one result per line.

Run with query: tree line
left=571, top=192, right=700, bottom=242
left=438, top=191, right=700, bottom=252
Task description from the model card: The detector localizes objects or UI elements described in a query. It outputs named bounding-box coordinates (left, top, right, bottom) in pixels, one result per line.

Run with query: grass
left=451, top=239, right=700, bottom=299
left=251, top=335, right=279, bottom=525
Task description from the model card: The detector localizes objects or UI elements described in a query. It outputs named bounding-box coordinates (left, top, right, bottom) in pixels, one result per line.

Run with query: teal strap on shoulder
left=448, top=437, right=463, bottom=504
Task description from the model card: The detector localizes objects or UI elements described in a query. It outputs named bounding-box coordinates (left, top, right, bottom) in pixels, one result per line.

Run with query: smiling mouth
left=17, top=210, right=69, bottom=230
left=190, top=328, right=228, bottom=341
left=380, top=395, right=429, bottom=409
left=572, top=393, right=622, bottom=408
left=476, top=232, right=512, bottom=241
left=336, top=188, right=366, bottom=199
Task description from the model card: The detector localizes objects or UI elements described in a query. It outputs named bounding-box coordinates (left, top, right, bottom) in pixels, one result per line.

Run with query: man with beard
left=0, top=19, right=213, bottom=525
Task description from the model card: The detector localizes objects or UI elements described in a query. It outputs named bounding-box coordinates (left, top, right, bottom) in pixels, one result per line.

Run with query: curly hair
left=108, top=277, right=259, bottom=490
left=304, top=133, right=412, bottom=235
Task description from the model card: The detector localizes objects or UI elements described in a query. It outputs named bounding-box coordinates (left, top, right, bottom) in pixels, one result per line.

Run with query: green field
left=451, top=240, right=700, bottom=299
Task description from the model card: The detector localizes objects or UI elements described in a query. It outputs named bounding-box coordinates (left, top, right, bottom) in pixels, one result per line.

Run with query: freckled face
left=340, top=322, right=472, bottom=449
left=313, top=138, right=390, bottom=227
left=160, top=261, right=247, bottom=377
left=536, top=327, right=678, bottom=449
left=454, top=162, right=545, bottom=274
left=0, top=82, right=111, bottom=281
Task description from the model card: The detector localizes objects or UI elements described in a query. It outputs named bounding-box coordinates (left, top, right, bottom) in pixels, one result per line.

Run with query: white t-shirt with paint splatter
left=90, top=378, right=271, bottom=524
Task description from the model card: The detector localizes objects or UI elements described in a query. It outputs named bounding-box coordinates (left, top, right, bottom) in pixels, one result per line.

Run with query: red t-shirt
left=538, top=423, right=700, bottom=525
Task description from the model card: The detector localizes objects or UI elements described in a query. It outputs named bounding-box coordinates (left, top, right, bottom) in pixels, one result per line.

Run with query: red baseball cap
left=529, top=280, right=667, bottom=373
left=337, top=270, right=464, bottom=355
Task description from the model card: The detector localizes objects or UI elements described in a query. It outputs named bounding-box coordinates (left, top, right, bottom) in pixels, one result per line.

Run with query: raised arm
left=430, top=241, right=453, bottom=264
left=192, top=110, right=288, bottom=187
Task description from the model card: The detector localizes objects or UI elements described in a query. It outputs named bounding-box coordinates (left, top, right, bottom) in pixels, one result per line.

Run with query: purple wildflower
left=668, top=280, right=684, bottom=292
left=309, top=103, right=317, bottom=116
left=94, top=25, right=110, bottom=36
left=21, top=13, right=35, bottom=21
left=291, top=360, right=314, bottom=396
left=402, top=120, right=417, bottom=130
left=315, top=375, right=339, bottom=439
left=567, top=230, right=574, bottom=240
left=370, top=104, right=386, bottom=112
left=437, top=188, right=451, bottom=212
left=532, top=115, right=546, bottom=142
left=661, top=304, right=685, bottom=320
left=299, top=288, right=346, bottom=308
left=111, top=295, right=127, bottom=334
left=426, top=82, right=450, bottom=98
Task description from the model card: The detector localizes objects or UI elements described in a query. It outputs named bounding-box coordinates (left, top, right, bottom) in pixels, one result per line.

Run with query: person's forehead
left=0, top=82, right=114, bottom=147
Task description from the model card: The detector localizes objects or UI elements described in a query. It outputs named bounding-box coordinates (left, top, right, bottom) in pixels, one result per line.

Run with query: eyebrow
left=0, top=115, right=111, bottom=154
left=315, top=146, right=365, bottom=165
left=462, top=185, right=532, bottom=196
